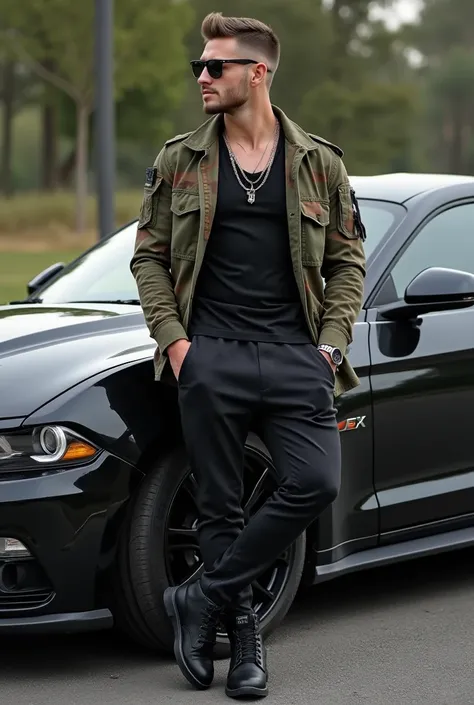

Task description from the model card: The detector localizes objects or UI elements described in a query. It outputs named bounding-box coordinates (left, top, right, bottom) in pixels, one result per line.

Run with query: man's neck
left=223, top=100, right=277, bottom=151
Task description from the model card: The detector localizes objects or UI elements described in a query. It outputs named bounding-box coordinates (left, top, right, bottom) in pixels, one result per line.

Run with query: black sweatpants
left=178, top=335, right=340, bottom=610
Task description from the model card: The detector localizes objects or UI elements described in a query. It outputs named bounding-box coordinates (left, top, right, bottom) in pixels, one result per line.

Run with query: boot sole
left=225, top=684, right=269, bottom=698
left=163, top=586, right=211, bottom=690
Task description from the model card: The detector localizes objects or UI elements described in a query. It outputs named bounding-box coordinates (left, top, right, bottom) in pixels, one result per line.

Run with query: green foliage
left=171, top=0, right=418, bottom=174
left=404, top=0, right=474, bottom=174
left=300, top=80, right=418, bottom=173
left=0, top=0, right=194, bottom=227
left=429, top=47, right=474, bottom=104
left=2, top=0, right=194, bottom=106
left=2, top=0, right=95, bottom=102
left=407, top=0, right=474, bottom=59
left=6, top=0, right=473, bottom=200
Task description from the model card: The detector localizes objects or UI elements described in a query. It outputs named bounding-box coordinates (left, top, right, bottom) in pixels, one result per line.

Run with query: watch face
left=332, top=348, right=343, bottom=365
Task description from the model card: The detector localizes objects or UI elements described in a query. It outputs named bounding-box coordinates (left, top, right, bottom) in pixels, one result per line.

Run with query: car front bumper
left=0, top=608, right=113, bottom=633
left=0, top=451, right=143, bottom=632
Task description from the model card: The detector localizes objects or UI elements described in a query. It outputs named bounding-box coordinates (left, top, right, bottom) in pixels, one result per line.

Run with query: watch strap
left=317, top=344, right=343, bottom=366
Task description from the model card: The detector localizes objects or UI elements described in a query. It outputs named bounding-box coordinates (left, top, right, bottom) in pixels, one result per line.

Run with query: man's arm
left=130, top=147, right=188, bottom=355
left=318, top=156, right=366, bottom=355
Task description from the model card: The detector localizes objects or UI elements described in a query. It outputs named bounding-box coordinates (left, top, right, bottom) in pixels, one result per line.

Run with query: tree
left=0, top=53, right=39, bottom=196
left=0, top=60, right=15, bottom=197
left=402, top=0, right=474, bottom=174
left=424, top=48, right=474, bottom=174
left=299, top=79, right=417, bottom=174
left=1, top=0, right=194, bottom=231
left=40, top=64, right=60, bottom=191
left=172, top=0, right=333, bottom=134
left=173, top=0, right=418, bottom=174
left=405, top=0, right=474, bottom=59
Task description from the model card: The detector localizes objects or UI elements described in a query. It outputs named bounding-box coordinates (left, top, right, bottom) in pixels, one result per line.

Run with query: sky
left=372, top=0, right=423, bottom=29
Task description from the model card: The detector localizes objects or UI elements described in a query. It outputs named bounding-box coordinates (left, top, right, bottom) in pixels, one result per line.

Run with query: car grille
left=0, top=558, right=54, bottom=611
left=0, top=589, right=54, bottom=610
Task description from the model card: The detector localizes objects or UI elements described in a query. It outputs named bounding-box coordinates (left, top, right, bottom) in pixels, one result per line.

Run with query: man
left=130, top=12, right=366, bottom=699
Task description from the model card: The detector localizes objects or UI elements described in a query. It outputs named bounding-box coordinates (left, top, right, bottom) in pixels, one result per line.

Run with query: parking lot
left=2, top=548, right=473, bottom=705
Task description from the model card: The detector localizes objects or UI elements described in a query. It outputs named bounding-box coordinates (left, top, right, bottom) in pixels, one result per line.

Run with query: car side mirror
left=27, top=262, right=65, bottom=296
left=378, top=267, right=474, bottom=321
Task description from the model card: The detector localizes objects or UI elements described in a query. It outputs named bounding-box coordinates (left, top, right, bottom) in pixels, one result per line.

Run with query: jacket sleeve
left=130, top=147, right=188, bottom=355
left=318, top=156, right=366, bottom=355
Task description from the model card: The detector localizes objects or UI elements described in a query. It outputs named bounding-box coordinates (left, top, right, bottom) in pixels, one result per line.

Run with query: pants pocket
left=311, top=345, right=336, bottom=386
left=177, top=338, right=196, bottom=385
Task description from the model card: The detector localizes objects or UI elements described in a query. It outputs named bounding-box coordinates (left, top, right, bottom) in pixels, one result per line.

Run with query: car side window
left=390, top=203, right=474, bottom=300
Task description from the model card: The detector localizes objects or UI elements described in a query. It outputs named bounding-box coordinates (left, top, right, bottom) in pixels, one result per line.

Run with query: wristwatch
left=317, top=344, right=343, bottom=367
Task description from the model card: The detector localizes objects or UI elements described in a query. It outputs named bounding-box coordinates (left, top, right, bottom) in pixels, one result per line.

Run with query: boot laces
left=235, top=615, right=263, bottom=666
left=194, top=604, right=221, bottom=655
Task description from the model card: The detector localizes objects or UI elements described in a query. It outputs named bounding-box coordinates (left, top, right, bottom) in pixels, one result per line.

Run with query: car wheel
left=114, top=433, right=306, bottom=657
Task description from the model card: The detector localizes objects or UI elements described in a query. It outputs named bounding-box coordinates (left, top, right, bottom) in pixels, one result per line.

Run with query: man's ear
left=251, top=62, right=269, bottom=86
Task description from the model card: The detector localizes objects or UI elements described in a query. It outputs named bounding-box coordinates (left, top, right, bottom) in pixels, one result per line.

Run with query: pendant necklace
left=223, top=121, right=280, bottom=204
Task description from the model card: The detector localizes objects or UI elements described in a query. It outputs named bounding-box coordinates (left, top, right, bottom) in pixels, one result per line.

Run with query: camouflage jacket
left=130, top=105, right=366, bottom=397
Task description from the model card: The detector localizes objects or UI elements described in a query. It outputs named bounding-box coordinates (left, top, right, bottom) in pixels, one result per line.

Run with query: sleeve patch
left=145, top=167, right=158, bottom=188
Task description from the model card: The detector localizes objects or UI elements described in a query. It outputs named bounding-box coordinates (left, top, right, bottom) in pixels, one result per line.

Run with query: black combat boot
left=225, top=611, right=268, bottom=699
left=163, top=580, right=224, bottom=690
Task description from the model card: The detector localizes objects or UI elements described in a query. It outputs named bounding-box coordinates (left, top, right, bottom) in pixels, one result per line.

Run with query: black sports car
left=1, top=172, right=474, bottom=655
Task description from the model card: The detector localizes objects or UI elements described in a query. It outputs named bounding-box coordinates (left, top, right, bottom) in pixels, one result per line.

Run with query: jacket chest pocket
left=300, top=200, right=329, bottom=266
left=170, top=191, right=200, bottom=260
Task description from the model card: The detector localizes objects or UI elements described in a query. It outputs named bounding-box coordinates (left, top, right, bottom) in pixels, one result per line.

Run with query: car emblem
left=338, top=416, right=366, bottom=432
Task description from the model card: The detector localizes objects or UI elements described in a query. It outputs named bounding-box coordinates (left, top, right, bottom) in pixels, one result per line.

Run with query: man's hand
left=167, top=339, right=192, bottom=380
left=319, top=349, right=337, bottom=375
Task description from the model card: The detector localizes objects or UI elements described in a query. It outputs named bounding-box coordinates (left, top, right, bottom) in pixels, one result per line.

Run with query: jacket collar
left=183, top=104, right=319, bottom=152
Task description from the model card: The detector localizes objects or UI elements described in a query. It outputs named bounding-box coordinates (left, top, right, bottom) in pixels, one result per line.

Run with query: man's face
left=195, top=38, right=254, bottom=115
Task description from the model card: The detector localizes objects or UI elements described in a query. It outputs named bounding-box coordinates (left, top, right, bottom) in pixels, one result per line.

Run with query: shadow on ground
left=280, top=545, right=474, bottom=635
left=2, top=547, right=473, bottom=681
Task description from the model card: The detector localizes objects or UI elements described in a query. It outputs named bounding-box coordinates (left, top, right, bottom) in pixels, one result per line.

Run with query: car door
left=368, top=199, right=474, bottom=540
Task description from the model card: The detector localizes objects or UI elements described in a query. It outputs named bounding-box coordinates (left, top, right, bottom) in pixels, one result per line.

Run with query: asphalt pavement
left=2, top=548, right=474, bottom=705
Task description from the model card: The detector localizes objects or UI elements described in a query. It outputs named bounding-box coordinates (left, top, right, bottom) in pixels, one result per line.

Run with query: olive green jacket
left=130, top=105, right=366, bottom=396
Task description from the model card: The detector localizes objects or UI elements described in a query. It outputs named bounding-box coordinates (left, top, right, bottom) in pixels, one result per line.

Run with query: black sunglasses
left=190, top=58, right=271, bottom=79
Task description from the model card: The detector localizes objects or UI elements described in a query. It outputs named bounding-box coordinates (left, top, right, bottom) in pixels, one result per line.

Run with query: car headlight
left=0, top=426, right=99, bottom=471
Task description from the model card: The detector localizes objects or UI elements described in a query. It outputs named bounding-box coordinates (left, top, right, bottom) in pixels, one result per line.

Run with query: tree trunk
left=1, top=61, right=15, bottom=198
left=58, top=148, right=76, bottom=187
left=41, top=101, right=58, bottom=190
left=40, top=61, right=59, bottom=191
left=75, top=102, right=89, bottom=233
left=449, top=108, right=463, bottom=174
left=461, top=118, right=471, bottom=174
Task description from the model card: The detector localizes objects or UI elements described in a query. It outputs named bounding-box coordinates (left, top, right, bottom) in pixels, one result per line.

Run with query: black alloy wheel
left=115, top=434, right=305, bottom=657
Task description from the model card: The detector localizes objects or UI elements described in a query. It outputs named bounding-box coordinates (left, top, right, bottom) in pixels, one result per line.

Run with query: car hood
left=0, top=303, right=155, bottom=418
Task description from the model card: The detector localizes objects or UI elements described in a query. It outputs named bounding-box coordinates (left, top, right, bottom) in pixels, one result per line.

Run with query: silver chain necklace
left=223, top=121, right=280, bottom=204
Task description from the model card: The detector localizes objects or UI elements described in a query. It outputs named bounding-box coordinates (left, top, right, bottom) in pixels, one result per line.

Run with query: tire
left=114, top=434, right=306, bottom=657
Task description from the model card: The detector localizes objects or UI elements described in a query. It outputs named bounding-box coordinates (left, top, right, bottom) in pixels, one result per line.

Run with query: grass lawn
left=0, top=250, right=83, bottom=305
left=0, top=189, right=141, bottom=305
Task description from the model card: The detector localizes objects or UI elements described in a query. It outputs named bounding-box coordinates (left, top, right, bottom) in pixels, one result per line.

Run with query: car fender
left=23, top=358, right=181, bottom=469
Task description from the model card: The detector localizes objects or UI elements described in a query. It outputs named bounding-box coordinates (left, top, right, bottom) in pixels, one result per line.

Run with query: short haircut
left=201, top=12, right=280, bottom=76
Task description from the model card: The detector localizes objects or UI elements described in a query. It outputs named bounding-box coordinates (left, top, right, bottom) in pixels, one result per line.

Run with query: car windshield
left=35, top=200, right=402, bottom=304
left=36, top=221, right=140, bottom=304
left=357, top=199, right=404, bottom=258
